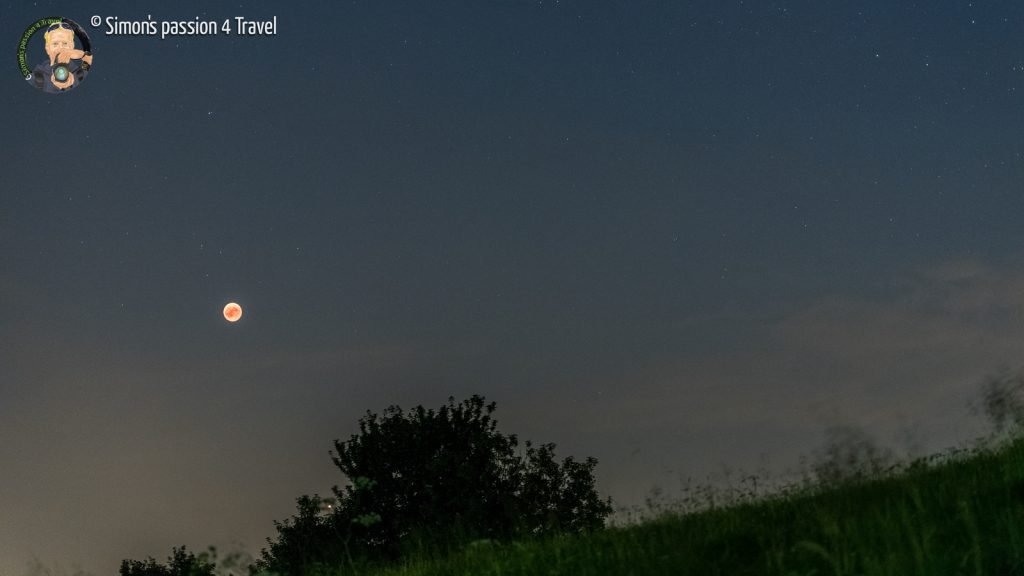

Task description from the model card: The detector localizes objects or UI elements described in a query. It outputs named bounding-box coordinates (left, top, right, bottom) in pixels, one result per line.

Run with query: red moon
left=223, top=302, right=243, bottom=322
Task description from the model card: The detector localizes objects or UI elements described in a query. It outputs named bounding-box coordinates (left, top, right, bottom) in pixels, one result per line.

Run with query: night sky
left=3, top=1, right=1024, bottom=573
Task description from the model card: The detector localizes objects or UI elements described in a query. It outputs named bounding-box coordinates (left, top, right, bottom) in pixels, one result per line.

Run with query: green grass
left=298, top=434, right=1024, bottom=576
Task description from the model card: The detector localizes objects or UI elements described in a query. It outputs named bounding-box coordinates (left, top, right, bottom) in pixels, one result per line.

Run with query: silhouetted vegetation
left=119, top=547, right=213, bottom=576
left=972, top=367, right=1024, bottom=439
left=107, top=372, right=1024, bottom=576
left=253, top=395, right=612, bottom=576
left=809, top=424, right=896, bottom=488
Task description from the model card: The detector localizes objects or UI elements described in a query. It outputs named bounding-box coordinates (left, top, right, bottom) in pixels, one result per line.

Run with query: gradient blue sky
left=3, top=1, right=1023, bottom=573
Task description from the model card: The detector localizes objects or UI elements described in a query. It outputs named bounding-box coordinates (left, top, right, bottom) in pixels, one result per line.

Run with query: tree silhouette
left=971, top=367, right=1024, bottom=440
left=810, top=424, right=895, bottom=487
left=119, top=546, right=214, bottom=576
left=251, top=495, right=354, bottom=576
left=256, top=395, right=612, bottom=575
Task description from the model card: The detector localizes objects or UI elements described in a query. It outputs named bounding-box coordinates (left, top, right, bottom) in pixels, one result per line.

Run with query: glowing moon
left=223, top=302, right=243, bottom=322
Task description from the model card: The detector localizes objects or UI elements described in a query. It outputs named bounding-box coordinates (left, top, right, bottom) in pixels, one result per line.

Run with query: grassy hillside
left=319, top=435, right=1024, bottom=576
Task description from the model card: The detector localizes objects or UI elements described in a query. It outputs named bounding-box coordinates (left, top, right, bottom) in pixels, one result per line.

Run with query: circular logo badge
left=16, top=17, right=94, bottom=93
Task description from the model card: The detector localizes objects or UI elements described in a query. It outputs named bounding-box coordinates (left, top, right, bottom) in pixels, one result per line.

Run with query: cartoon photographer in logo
left=18, top=18, right=94, bottom=93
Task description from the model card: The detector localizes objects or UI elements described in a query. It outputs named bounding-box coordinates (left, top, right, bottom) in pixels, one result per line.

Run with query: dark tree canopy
left=120, top=546, right=215, bottom=576
left=256, top=395, right=612, bottom=575
left=252, top=495, right=354, bottom=576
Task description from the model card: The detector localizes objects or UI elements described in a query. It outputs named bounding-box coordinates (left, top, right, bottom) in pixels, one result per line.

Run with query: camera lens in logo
left=52, top=63, right=69, bottom=82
